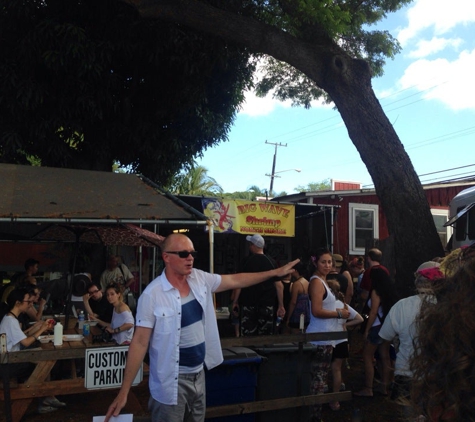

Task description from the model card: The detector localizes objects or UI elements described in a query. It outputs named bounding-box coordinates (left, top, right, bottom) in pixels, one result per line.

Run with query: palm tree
left=170, top=164, right=223, bottom=196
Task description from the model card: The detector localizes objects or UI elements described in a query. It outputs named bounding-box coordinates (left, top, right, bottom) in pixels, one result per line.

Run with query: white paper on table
left=93, top=415, right=133, bottom=422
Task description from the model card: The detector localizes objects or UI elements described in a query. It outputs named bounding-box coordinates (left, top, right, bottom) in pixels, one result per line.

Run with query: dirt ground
left=1, top=330, right=406, bottom=422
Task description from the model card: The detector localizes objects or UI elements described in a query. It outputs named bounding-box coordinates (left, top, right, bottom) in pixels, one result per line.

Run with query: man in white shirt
left=104, top=233, right=298, bottom=422
left=379, top=261, right=443, bottom=408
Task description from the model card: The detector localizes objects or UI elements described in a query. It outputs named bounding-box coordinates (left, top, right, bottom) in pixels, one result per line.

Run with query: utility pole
left=266, top=141, right=287, bottom=194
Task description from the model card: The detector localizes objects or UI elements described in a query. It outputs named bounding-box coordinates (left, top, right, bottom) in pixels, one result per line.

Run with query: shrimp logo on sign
left=85, top=346, right=142, bottom=390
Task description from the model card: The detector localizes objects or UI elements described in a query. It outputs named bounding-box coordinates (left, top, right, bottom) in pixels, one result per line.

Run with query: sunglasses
left=166, top=250, right=198, bottom=258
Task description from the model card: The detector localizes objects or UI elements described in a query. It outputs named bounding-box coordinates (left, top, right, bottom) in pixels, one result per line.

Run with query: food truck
left=445, top=185, right=475, bottom=249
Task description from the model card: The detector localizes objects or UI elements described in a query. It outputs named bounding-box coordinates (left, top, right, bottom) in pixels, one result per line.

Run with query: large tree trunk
left=123, top=0, right=444, bottom=297
left=319, top=57, right=444, bottom=297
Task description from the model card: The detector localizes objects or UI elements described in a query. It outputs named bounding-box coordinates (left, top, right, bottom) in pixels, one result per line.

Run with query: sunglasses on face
left=165, top=250, right=198, bottom=258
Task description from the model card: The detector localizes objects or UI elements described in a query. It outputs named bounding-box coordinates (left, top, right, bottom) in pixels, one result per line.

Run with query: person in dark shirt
left=85, top=282, right=114, bottom=323
left=232, top=234, right=284, bottom=336
left=359, top=248, right=390, bottom=301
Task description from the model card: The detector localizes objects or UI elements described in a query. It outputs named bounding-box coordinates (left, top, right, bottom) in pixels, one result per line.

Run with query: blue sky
left=197, top=0, right=475, bottom=195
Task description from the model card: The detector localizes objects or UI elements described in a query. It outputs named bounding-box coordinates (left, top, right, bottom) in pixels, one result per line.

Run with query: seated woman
left=91, top=283, right=134, bottom=345
left=0, top=287, right=65, bottom=414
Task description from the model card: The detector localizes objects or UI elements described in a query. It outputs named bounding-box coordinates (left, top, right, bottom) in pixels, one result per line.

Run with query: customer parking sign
left=85, top=346, right=143, bottom=389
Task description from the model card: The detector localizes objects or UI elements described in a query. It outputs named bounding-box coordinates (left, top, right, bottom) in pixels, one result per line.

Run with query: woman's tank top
left=307, top=275, right=338, bottom=346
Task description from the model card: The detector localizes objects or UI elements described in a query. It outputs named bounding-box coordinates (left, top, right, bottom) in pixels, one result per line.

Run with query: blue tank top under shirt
left=179, top=290, right=205, bottom=374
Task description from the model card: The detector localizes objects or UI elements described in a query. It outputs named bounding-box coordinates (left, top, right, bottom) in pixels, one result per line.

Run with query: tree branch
left=121, top=0, right=352, bottom=87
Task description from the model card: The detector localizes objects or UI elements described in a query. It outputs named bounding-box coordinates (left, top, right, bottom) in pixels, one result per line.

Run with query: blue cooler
left=205, top=347, right=263, bottom=421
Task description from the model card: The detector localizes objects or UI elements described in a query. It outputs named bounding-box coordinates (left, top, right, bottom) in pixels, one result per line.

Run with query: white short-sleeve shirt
left=136, top=268, right=222, bottom=405
left=0, top=315, right=27, bottom=352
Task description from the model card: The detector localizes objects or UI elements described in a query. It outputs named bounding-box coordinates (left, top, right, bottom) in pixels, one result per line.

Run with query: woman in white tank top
left=307, top=249, right=350, bottom=421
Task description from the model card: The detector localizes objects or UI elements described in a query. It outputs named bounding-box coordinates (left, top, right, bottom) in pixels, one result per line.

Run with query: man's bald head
left=162, top=234, right=194, bottom=254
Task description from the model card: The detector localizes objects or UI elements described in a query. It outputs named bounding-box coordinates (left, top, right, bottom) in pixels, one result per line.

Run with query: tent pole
left=208, top=221, right=216, bottom=309
left=64, top=233, right=80, bottom=329
left=208, top=221, right=214, bottom=274
left=139, top=245, right=143, bottom=296
left=152, top=224, right=158, bottom=280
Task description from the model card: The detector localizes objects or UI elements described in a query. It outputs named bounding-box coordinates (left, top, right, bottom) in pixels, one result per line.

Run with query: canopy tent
left=0, top=164, right=211, bottom=324
left=0, top=163, right=203, bottom=224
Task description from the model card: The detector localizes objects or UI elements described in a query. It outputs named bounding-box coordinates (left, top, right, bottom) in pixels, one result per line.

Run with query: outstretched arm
left=104, top=326, right=152, bottom=421
left=217, top=259, right=300, bottom=292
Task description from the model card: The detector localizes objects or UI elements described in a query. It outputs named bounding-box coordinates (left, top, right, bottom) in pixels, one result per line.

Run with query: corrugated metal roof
left=0, top=164, right=195, bottom=222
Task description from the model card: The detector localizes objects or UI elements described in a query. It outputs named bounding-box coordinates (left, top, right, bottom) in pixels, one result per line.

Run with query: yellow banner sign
left=202, top=199, right=295, bottom=237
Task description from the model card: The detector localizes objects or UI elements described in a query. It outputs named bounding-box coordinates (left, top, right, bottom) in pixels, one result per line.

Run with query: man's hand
left=104, top=392, right=128, bottom=422
left=275, top=259, right=300, bottom=278
left=276, top=306, right=286, bottom=318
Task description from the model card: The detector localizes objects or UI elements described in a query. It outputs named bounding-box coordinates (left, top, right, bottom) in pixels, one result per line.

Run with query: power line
left=418, top=163, right=475, bottom=177
left=362, top=164, right=475, bottom=188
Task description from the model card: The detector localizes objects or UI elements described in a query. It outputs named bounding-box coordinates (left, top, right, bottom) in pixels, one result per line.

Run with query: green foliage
left=250, top=0, right=411, bottom=105
left=222, top=185, right=266, bottom=201
left=168, top=163, right=223, bottom=196
left=256, top=57, right=331, bottom=107
left=221, top=185, right=287, bottom=200
left=0, top=0, right=255, bottom=184
left=294, top=179, right=331, bottom=192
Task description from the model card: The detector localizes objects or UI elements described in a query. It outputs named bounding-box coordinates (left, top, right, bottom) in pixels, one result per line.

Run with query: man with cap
left=232, top=234, right=285, bottom=336
left=378, top=261, right=444, bottom=411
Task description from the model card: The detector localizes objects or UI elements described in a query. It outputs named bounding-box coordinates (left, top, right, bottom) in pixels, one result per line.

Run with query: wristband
left=336, top=310, right=342, bottom=319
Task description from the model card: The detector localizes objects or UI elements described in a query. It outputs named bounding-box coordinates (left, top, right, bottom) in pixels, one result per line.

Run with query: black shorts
left=332, top=341, right=349, bottom=360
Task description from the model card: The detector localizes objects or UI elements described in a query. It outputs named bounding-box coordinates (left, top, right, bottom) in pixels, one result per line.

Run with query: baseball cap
left=246, top=234, right=265, bottom=249
left=333, top=254, right=343, bottom=268
left=416, top=261, right=440, bottom=272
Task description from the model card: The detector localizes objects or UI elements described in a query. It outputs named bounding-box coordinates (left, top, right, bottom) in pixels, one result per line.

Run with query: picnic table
left=0, top=326, right=144, bottom=422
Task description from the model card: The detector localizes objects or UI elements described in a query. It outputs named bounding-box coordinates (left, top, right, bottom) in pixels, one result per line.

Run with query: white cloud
left=399, top=48, right=475, bottom=111
left=238, top=90, right=292, bottom=117
left=397, top=0, right=475, bottom=46
left=238, top=56, right=331, bottom=116
left=408, top=37, right=463, bottom=58
left=238, top=89, right=331, bottom=117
